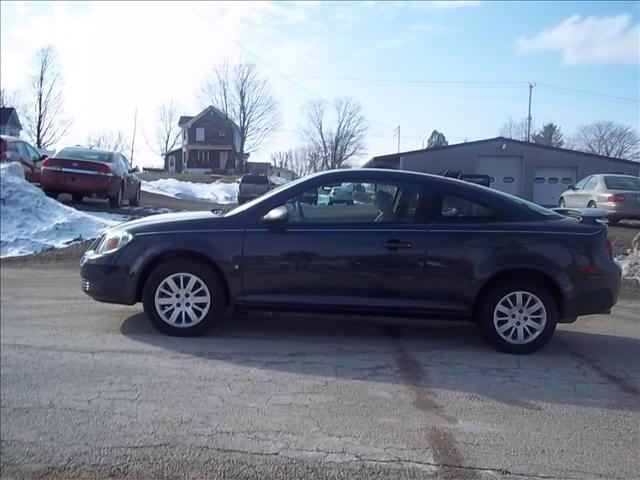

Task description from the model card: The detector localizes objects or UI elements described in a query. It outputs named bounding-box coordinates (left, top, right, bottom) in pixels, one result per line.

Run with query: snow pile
left=618, top=250, right=640, bottom=281
left=142, top=178, right=238, bottom=204
left=270, top=176, right=289, bottom=186
left=1, top=162, right=124, bottom=258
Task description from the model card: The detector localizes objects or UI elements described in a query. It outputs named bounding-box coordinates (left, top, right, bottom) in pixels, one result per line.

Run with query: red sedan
left=41, top=147, right=141, bottom=208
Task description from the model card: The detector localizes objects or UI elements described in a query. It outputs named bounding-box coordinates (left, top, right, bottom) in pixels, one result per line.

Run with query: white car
left=328, top=184, right=354, bottom=205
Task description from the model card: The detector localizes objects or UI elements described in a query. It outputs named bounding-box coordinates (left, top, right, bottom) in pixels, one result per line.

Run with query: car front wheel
left=558, top=197, right=565, bottom=208
left=477, top=281, right=558, bottom=354
left=142, top=259, right=225, bottom=336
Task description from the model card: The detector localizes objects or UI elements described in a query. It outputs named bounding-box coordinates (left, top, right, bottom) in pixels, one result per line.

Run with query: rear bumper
left=41, top=168, right=115, bottom=196
left=563, top=268, right=621, bottom=317
left=601, top=203, right=640, bottom=219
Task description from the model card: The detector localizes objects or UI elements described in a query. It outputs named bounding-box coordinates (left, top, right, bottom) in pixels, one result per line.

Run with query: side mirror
left=568, top=184, right=576, bottom=190
left=40, top=154, right=48, bottom=162
left=261, top=205, right=289, bottom=228
left=130, top=166, right=139, bottom=173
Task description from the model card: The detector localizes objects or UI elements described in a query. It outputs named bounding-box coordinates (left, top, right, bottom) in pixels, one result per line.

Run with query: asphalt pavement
left=1, top=257, right=639, bottom=479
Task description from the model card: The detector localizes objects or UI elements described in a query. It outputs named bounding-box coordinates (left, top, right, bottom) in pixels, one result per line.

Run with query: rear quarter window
left=604, top=177, right=640, bottom=191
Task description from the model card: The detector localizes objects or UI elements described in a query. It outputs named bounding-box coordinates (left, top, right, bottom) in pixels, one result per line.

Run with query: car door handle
left=384, top=239, right=412, bottom=251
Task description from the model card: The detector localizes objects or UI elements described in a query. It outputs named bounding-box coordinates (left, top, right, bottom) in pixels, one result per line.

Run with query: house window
left=183, top=130, right=188, bottom=142
left=548, top=177, right=559, bottom=184
left=196, top=128, right=205, bottom=142
left=218, top=131, right=225, bottom=137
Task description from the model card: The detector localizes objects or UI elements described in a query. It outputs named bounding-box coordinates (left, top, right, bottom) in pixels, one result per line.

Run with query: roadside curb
left=620, top=278, right=639, bottom=300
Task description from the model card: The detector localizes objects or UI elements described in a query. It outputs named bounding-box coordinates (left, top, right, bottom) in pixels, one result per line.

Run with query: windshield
left=241, top=174, right=269, bottom=185
left=604, top=176, right=640, bottom=191
left=55, top=148, right=112, bottom=162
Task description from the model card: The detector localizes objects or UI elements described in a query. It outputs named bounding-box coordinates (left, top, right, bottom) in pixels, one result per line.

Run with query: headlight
left=95, top=231, right=133, bottom=254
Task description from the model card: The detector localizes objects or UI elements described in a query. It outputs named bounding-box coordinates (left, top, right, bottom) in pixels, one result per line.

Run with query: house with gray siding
left=164, top=106, right=244, bottom=174
left=0, top=107, right=22, bottom=137
left=365, top=137, right=640, bottom=206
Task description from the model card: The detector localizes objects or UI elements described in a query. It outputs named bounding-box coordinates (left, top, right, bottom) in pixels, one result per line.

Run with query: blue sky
left=1, top=1, right=638, bottom=167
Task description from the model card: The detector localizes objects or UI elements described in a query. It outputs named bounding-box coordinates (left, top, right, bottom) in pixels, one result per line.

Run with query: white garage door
left=533, top=167, right=577, bottom=207
left=476, top=157, right=523, bottom=197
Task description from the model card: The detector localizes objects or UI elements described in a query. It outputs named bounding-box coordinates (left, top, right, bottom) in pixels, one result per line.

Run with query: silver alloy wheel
left=154, top=272, right=211, bottom=327
left=493, top=290, right=547, bottom=345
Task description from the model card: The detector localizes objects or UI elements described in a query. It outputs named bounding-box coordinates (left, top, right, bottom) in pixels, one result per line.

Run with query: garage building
left=364, top=137, right=640, bottom=206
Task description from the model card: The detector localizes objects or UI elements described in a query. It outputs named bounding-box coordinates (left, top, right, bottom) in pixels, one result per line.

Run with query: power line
left=287, top=74, right=639, bottom=105
left=188, top=6, right=395, bottom=130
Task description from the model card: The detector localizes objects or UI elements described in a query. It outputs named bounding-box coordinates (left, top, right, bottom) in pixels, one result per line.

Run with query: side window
left=283, top=181, right=424, bottom=224
left=15, top=142, right=29, bottom=158
left=121, top=155, right=131, bottom=171
left=584, top=177, right=598, bottom=190
left=574, top=177, right=590, bottom=190
left=25, top=144, right=41, bottom=160
left=437, top=195, right=495, bottom=220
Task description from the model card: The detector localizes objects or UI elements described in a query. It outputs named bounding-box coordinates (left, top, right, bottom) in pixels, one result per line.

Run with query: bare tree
left=201, top=60, right=280, bottom=172
left=301, top=97, right=368, bottom=171
left=270, top=148, right=318, bottom=177
left=573, top=121, right=640, bottom=161
left=25, top=46, right=71, bottom=149
left=147, top=100, right=181, bottom=160
left=0, top=88, right=22, bottom=109
left=271, top=150, right=293, bottom=170
left=499, top=117, right=529, bottom=141
left=87, top=130, right=131, bottom=154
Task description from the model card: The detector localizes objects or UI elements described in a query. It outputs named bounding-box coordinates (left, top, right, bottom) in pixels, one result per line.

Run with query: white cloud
left=517, top=14, right=640, bottom=65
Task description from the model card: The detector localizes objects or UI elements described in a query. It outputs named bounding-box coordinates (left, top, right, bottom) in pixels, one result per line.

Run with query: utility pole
left=527, top=83, right=536, bottom=142
left=395, top=126, right=400, bottom=153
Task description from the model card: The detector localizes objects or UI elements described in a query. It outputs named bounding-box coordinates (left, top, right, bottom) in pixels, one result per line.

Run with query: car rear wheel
left=587, top=201, right=597, bottom=208
left=72, top=194, right=83, bottom=203
left=142, top=259, right=225, bottom=336
left=129, top=185, right=141, bottom=206
left=109, top=184, right=123, bottom=209
left=477, top=281, right=558, bottom=354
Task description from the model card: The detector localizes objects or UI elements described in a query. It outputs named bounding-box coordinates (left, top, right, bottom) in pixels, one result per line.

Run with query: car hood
left=115, top=210, right=233, bottom=234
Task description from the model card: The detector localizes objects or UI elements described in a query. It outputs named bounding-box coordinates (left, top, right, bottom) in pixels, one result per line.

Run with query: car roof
left=0, top=134, right=23, bottom=142
left=596, top=173, right=639, bottom=178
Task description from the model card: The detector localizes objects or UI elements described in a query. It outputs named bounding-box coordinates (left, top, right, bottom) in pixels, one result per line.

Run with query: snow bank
left=1, top=162, right=124, bottom=258
left=142, top=178, right=238, bottom=204
left=618, top=251, right=640, bottom=281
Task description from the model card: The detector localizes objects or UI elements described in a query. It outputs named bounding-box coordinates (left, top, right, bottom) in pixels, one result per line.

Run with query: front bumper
left=80, top=249, right=138, bottom=305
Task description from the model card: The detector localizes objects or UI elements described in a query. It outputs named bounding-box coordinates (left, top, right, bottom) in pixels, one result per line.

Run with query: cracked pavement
left=1, top=263, right=639, bottom=479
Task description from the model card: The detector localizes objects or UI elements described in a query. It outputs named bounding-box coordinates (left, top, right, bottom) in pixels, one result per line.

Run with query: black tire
left=109, top=184, right=123, bottom=209
left=129, top=185, right=141, bottom=206
left=587, top=201, right=597, bottom=208
left=608, top=218, right=620, bottom=225
left=558, top=197, right=565, bottom=208
left=142, top=259, right=225, bottom=336
left=44, top=190, right=58, bottom=199
left=347, top=200, right=354, bottom=206
left=72, top=193, right=83, bottom=203
left=477, top=281, right=558, bottom=354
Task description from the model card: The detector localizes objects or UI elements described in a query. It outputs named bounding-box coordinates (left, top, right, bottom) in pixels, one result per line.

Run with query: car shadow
left=120, top=311, right=640, bottom=411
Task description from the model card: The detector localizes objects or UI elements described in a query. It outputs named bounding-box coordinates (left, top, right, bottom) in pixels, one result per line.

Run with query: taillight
left=607, top=194, right=625, bottom=203
left=96, top=163, right=112, bottom=175
left=605, top=239, right=613, bottom=257
left=42, top=157, right=53, bottom=167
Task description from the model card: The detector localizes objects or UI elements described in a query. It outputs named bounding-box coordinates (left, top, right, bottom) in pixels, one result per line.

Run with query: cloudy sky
left=1, top=0, right=638, bottom=168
